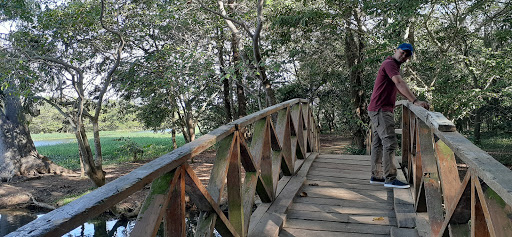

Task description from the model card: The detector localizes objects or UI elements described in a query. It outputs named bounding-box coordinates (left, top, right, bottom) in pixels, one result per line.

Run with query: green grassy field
left=475, top=133, right=512, bottom=167
left=33, top=130, right=186, bottom=170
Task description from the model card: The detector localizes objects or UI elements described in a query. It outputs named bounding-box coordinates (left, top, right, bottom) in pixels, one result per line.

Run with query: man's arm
left=391, top=75, right=430, bottom=109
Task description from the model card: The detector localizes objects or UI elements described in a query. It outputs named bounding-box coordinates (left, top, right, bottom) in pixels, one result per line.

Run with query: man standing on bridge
left=368, top=43, right=429, bottom=189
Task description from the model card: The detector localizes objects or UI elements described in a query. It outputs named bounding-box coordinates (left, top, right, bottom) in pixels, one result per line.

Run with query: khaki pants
left=368, top=110, right=397, bottom=182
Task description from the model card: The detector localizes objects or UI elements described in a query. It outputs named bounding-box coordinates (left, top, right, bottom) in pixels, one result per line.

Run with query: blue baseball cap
left=397, top=43, right=414, bottom=55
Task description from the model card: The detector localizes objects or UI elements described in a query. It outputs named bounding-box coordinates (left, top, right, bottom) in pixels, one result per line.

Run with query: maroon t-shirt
left=368, top=56, right=402, bottom=112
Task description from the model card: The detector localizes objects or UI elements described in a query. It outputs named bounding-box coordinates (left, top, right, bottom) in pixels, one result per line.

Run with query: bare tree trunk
left=345, top=8, right=368, bottom=150
left=217, top=27, right=233, bottom=123
left=171, top=128, right=177, bottom=150
left=0, top=90, right=70, bottom=181
left=474, top=107, right=483, bottom=145
left=75, top=122, right=105, bottom=187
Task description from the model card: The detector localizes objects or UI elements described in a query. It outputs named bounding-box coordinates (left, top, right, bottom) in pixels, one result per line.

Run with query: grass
left=56, top=190, right=93, bottom=206
left=34, top=130, right=187, bottom=170
left=475, top=132, right=512, bottom=167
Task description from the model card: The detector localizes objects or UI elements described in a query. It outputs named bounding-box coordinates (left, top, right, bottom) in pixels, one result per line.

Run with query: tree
left=0, top=0, right=70, bottom=181
left=199, top=0, right=278, bottom=107
left=116, top=0, right=221, bottom=146
left=6, top=0, right=127, bottom=186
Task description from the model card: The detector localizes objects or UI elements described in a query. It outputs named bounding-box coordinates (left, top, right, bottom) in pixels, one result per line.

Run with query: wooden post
left=471, top=174, right=491, bottom=237
left=401, top=105, right=410, bottom=170
left=196, top=134, right=235, bottom=237
left=227, top=132, right=244, bottom=236
left=275, top=107, right=293, bottom=176
left=417, top=121, right=444, bottom=236
left=166, top=166, right=186, bottom=237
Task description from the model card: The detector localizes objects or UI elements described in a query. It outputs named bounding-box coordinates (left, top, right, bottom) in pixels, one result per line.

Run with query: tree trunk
left=253, top=36, right=276, bottom=107
left=345, top=10, right=368, bottom=150
left=0, top=91, right=70, bottom=181
left=474, top=107, right=483, bottom=145
left=171, top=128, right=177, bottom=150
left=75, top=122, right=105, bottom=187
left=217, top=27, right=233, bottom=123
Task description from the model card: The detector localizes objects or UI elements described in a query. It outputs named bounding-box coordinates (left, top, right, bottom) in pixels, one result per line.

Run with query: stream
left=0, top=209, right=210, bottom=237
left=0, top=209, right=136, bottom=237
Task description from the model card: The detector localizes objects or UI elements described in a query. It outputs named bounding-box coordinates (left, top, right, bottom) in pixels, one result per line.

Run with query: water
left=33, top=139, right=75, bottom=147
left=0, top=210, right=217, bottom=237
left=0, top=210, right=135, bottom=237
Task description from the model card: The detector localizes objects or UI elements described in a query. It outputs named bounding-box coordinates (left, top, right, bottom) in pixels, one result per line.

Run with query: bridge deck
left=279, top=154, right=396, bottom=237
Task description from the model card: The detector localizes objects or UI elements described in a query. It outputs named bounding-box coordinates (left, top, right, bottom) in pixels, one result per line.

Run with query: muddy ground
left=0, top=134, right=350, bottom=215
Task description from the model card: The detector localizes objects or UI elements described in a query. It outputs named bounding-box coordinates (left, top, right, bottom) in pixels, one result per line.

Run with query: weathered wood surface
left=398, top=101, right=512, bottom=208
left=279, top=154, right=397, bottom=237
left=397, top=104, right=512, bottom=237
left=7, top=98, right=316, bottom=237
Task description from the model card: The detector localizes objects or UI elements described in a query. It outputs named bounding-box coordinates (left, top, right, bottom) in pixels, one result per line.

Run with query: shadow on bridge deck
left=249, top=153, right=421, bottom=237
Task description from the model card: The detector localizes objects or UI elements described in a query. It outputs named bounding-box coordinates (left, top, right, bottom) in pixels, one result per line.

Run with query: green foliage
left=114, top=137, right=144, bottom=161
left=345, top=145, right=366, bottom=155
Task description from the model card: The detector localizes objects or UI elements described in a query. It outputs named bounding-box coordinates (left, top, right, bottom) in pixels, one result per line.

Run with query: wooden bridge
left=8, top=99, right=512, bottom=237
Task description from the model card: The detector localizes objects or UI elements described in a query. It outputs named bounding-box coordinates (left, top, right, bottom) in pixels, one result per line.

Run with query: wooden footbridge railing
left=397, top=100, right=512, bottom=237
left=8, top=98, right=319, bottom=237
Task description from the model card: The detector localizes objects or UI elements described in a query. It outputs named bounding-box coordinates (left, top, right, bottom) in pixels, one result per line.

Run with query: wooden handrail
left=8, top=98, right=319, bottom=237
left=396, top=100, right=512, bottom=237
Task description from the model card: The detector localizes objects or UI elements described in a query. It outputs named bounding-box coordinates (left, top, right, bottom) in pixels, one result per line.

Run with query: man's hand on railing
left=413, top=100, right=430, bottom=110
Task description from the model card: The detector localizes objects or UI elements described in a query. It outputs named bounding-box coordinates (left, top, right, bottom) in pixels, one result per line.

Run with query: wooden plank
left=166, top=167, right=186, bottom=237
left=307, top=170, right=370, bottom=180
left=293, top=196, right=393, bottom=210
left=417, top=122, right=444, bottom=236
left=132, top=170, right=175, bottom=237
left=400, top=99, right=512, bottom=208
left=250, top=118, right=267, bottom=168
left=239, top=137, right=257, bottom=172
left=227, top=132, right=244, bottom=236
left=293, top=158, right=304, bottom=174
left=314, top=158, right=371, bottom=166
left=309, top=166, right=368, bottom=175
left=196, top=134, right=234, bottom=236
left=280, top=228, right=388, bottom=237
left=472, top=175, right=491, bottom=237
left=241, top=171, right=258, bottom=236
left=248, top=153, right=319, bottom=237
left=474, top=176, right=497, bottom=237
left=390, top=227, right=420, bottom=237
left=287, top=209, right=397, bottom=226
left=307, top=174, right=371, bottom=184
left=479, top=184, right=512, bottom=237
left=316, top=154, right=372, bottom=160
left=434, top=130, right=512, bottom=208
left=288, top=203, right=395, bottom=216
left=252, top=118, right=274, bottom=202
left=311, top=162, right=370, bottom=171
left=283, top=219, right=391, bottom=235
left=435, top=139, right=461, bottom=210
left=248, top=173, right=294, bottom=234
left=299, top=186, right=391, bottom=201
left=401, top=105, right=411, bottom=168
left=413, top=122, right=423, bottom=203
left=427, top=111, right=456, bottom=132
left=303, top=180, right=386, bottom=191
left=269, top=116, right=283, bottom=151
left=275, top=107, right=294, bottom=176
left=437, top=172, right=471, bottom=237
left=131, top=195, right=166, bottom=237
left=396, top=100, right=455, bottom=132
